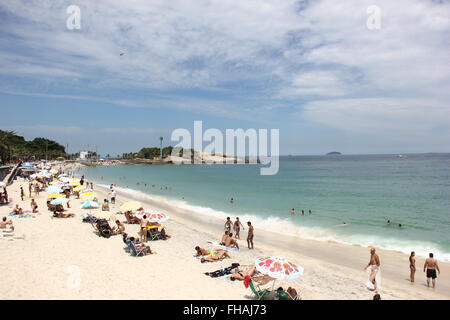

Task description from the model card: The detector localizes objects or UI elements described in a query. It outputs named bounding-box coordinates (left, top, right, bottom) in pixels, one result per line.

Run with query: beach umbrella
left=50, top=169, right=58, bottom=175
left=50, top=198, right=70, bottom=205
left=254, top=256, right=304, bottom=280
left=59, top=177, right=71, bottom=183
left=0, top=181, right=6, bottom=187
left=73, top=186, right=85, bottom=192
left=49, top=180, right=63, bottom=186
left=81, top=201, right=100, bottom=209
left=58, top=174, right=68, bottom=178
left=92, top=211, right=117, bottom=221
left=120, top=201, right=143, bottom=212
left=141, top=211, right=170, bottom=223
left=48, top=193, right=65, bottom=199
left=80, top=192, right=97, bottom=200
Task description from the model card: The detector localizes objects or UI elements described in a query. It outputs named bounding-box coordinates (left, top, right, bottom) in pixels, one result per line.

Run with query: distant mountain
left=326, top=151, right=342, bottom=155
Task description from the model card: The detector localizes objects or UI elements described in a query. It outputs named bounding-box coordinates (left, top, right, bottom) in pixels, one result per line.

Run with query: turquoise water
left=77, top=153, right=450, bottom=261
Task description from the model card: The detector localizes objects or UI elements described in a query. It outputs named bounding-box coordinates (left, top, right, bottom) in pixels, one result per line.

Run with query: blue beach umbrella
left=50, top=198, right=70, bottom=205
left=81, top=201, right=100, bottom=209
left=58, top=174, right=68, bottom=178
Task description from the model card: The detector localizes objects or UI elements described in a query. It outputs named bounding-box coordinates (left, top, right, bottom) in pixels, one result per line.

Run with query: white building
left=79, top=151, right=89, bottom=160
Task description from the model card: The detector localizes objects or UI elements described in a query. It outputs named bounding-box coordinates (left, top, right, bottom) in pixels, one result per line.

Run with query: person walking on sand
left=409, top=251, right=416, bottom=283
left=20, top=186, right=25, bottom=201
left=247, top=221, right=254, bottom=249
left=109, top=189, right=116, bottom=205
left=233, top=217, right=245, bottom=239
left=364, top=248, right=381, bottom=291
left=424, top=253, right=440, bottom=288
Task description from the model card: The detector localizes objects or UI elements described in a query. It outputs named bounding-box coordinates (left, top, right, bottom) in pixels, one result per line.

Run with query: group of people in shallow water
left=290, top=208, right=312, bottom=215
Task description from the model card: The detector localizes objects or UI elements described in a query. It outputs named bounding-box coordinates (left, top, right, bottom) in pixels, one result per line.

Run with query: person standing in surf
left=291, top=208, right=296, bottom=215
left=233, top=217, right=244, bottom=239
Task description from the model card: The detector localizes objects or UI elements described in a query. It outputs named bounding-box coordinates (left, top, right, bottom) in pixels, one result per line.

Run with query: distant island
left=326, top=152, right=342, bottom=155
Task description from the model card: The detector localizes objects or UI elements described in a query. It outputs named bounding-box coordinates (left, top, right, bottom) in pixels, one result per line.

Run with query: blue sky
left=0, top=0, right=449, bottom=156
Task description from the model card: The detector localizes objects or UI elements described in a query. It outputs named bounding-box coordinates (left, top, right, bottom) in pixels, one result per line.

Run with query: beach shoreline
left=1, top=163, right=449, bottom=300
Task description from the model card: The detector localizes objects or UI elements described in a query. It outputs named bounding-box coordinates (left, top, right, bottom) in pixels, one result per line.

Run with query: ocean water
left=77, top=153, right=450, bottom=261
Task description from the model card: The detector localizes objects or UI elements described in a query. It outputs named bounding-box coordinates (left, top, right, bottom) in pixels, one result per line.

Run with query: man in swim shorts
left=233, top=217, right=244, bottom=239
left=424, top=253, right=440, bottom=288
left=247, top=221, right=254, bottom=249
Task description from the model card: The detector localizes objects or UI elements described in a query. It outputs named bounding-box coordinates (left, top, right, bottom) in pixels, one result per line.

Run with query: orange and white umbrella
left=255, top=256, right=304, bottom=280
left=137, top=210, right=169, bottom=223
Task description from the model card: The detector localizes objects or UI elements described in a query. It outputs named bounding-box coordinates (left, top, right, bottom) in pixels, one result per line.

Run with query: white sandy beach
left=1, top=164, right=449, bottom=300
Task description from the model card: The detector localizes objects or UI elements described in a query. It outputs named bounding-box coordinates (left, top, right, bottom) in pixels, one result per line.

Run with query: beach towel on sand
left=207, top=241, right=240, bottom=252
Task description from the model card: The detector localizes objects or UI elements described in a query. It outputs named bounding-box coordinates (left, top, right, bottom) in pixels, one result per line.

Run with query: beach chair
left=147, top=225, right=165, bottom=241
left=128, top=241, right=150, bottom=257
left=249, top=279, right=272, bottom=300
left=124, top=211, right=139, bottom=224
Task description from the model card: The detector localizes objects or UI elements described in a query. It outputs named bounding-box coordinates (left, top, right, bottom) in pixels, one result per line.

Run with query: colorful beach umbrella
left=48, top=193, right=65, bottom=199
left=50, top=198, right=70, bottom=205
left=81, top=201, right=100, bottom=209
left=254, top=256, right=304, bottom=280
left=73, top=186, right=85, bottom=192
left=140, top=211, right=170, bottom=223
left=58, top=174, right=68, bottom=178
left=80, top=192, right=97, bottom=200
left=92, top=211, right=117, bottom=221
left=120, top=201, right=143, bottom=212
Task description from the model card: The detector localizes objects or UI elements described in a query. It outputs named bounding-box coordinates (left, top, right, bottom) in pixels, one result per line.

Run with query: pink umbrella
left=136, top=210, right=170, bottom=223
left=255, top=256, right=304, bottom=280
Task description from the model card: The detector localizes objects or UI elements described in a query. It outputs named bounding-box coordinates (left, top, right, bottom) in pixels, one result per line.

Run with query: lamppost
left=159, top=136, right=163, bottom=161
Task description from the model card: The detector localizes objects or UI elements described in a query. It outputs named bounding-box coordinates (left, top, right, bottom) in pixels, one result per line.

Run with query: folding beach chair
left=248, top=279, right=272, bottom=300
left=128, top=241, right=151, bottom=257
left=147, top=225, right=162, bottom=241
